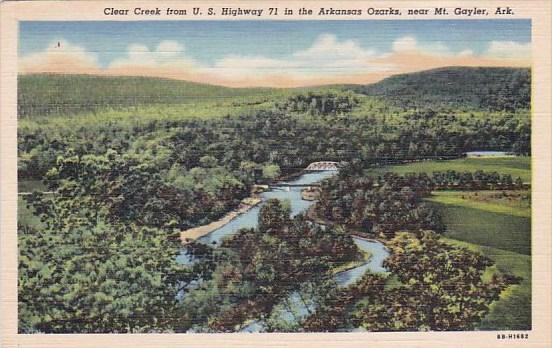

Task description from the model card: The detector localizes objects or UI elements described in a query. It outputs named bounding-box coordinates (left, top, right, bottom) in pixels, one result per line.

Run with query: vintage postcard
left=1, top=1, right=551, bottom=347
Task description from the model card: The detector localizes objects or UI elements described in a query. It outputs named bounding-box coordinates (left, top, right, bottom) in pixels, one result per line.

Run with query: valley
left=17, top=66, right=532, bottom=333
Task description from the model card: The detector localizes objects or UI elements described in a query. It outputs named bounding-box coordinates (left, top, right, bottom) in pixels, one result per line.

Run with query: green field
left=18, top=181, right=47, bottom=228
left=430, top=200, right=530, bottom=255
left=426, top=191, right=530, bottom=218
left=18, top=196, right=42, bottom=229
left=369, top=157, right=531, bottom=183
left=18, top=180, right=45, bottom=193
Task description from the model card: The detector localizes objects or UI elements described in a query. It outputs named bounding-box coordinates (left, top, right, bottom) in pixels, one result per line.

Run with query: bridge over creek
left=305, top=161, right=339, bottom=171
left=271, top=161, right=340, bottom=187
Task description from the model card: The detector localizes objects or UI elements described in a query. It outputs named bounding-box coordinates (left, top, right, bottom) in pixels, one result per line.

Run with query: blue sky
left=19, top=20, right=531, bottom=87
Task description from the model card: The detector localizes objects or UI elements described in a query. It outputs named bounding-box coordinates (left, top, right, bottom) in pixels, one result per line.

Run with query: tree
left=18, top=151, right=211, bottom=333
left=515, top=176, right=524, bottom=189
left=18, top=218, right=187, bottom=333
left=353, top=231, right=512, bottom=331
left=315, top=173, right=442, bottom=239
left=262, top=164, right=281, bottom=181
left=258, top=199, right=291, bottom=234
left=199, top=155, right=218, bottom=168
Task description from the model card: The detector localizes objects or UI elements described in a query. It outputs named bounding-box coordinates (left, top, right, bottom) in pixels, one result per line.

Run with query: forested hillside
left=18, top=74, right=276, bottom=118
left=352, top=67, right=531, bottom=111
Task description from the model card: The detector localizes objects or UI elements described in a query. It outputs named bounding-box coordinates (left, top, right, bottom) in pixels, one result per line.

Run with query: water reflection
left=198, top=171, right=337, bottom=245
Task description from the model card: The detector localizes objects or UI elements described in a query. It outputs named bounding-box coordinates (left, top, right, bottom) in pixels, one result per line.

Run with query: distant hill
left=18, top=68, right=531, bottom=118
left=351, top=67, right=531, bottom=111
left=18, top=74, right=275, bottom=118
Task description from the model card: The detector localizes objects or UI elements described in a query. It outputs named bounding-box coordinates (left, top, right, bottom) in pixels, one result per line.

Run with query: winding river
left=179, top=170, right=390, bottom=332
left=198, top=171, right=337, bottom=245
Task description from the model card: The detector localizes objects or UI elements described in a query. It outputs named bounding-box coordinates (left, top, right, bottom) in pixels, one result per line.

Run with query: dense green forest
left=18, top=67, right=531, bottom=333
left=352, top=67, right=531, bottom=111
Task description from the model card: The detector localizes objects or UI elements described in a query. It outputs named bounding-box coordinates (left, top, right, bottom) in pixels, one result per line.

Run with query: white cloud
left=19, top=39, right=99, bottom=73
left=214, top=34, right=389, bottom=78
left=458, top=49, right=474, bottom=57
left=295, top=34, right=384, bottom=73
left=486, top=41, right=531, bottom=59
left=157, top=40, right=185, bottom=56
left=294, top=34, right=376, bottom=62
left=109, top=40, right=196, bottom=68
left=392, top=36, right=418, bottom=52
left=391, top=36, right=532, bottom=61
left=392, top=36, right=451, bottom=56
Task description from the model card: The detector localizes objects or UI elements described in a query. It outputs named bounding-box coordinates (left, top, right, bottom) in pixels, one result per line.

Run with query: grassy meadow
left=18, top=180, right=45, bottom=228
left=426, top=191, right=530, bottom=218
left=18, top=196, right=42, bottom=228
left=369, top=156, right=531, bottom=183
left=429, top=195, right=530, bottom=256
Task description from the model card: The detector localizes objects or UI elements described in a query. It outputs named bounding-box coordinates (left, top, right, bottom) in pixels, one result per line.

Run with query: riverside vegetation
left=18, top=67, right=531, bottom=332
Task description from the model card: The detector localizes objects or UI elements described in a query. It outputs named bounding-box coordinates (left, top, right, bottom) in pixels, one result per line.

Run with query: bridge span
left=268, top=161, right=341, bottom=188
left=305, top=161, right=339, bottom=171
left=272, top=182, right=321, bottom=187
